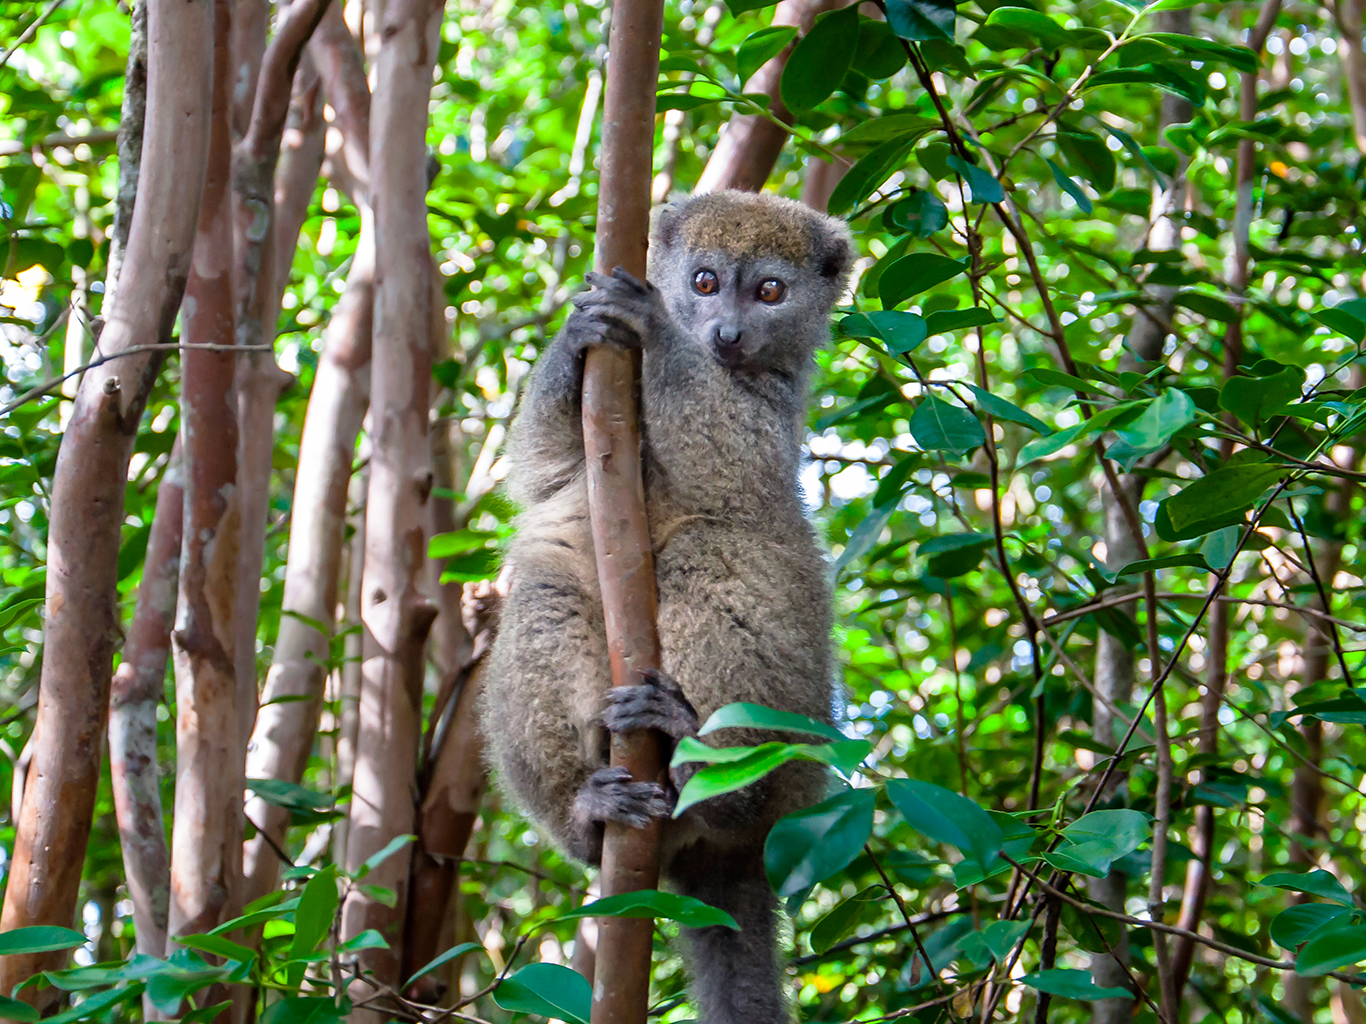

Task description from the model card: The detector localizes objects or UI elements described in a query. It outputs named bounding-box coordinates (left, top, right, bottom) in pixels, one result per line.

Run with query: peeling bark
left=0, top=0, right=213, bottom=1006
left=109, top=442, right=182, bottom=960
left=168, top=0, right=244, bottom=943
left=338, top=0, right=444, bottom=1008
left=693, top=0, right=842, bottom=194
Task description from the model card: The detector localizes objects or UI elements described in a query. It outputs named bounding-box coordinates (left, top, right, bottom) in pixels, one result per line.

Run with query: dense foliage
left=2, top=0, right=1366, bottom=1021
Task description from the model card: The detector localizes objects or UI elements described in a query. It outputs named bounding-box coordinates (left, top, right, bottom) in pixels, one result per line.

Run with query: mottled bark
left=242, top=7, right=372, bottom=903
left=103, top=0, right=147, bottom=310
left=693, top=0, right=842, bottom=194
left=168, top=0, right=244, bottom=943
left=339, top=0, right=444, bottom=1009
left=0, top=0, right=213, bottom=1006
left=109, top=443, right=182, bottom=960
left=230, top=0, right=332, bottom=751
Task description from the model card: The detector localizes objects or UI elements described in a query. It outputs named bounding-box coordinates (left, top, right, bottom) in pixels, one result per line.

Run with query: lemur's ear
left=651, top=198, right=688, bottom=249
left=815, top=219, right=856, bottom=283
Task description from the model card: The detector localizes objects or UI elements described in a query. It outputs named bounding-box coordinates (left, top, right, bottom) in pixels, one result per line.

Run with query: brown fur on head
left=652, top=189, right=855, bottom=284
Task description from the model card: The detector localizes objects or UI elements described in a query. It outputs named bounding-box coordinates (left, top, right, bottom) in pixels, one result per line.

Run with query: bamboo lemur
left=481, top=190, right=854, bottom=1023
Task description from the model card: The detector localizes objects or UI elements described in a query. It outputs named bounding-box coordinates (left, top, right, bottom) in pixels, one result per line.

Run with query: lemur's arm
left=505, top=269, right=666, bottom=506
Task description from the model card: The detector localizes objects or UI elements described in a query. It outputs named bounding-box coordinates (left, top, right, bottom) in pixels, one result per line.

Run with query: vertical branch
left=1170, top=0, right=1280, bottom=996
left=339, top=0, right=444, bottom=1008
left=1333, top=0, right=1366, bottom=153
left=103, top=0, right=147, bottom=311
left=273, top=51, right=327, bottom=298
left=230, top=0, right=333, bottom=750
left=0, top=0, right=213, bottom=1005
left=109, top=443, right=181, bottom=961
left=582, top=0, right=666, bottom=1021
left=168, top=0, right=244, bottom=941
left=242, top=4, right=373, bottom=905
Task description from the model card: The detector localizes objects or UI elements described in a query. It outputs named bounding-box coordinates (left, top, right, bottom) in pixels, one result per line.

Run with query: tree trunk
left=800, top=155, right=850, bottom=213
left=693, top=0, right=842, bottom=193
left=103, top=0, right=147, bottom=311
left=168, top=0, right=244, bottom=942
left=230, top=0, right=332, bottom=752
left=242, top=0, right=373, bottom=904
left=331, top=455, right=369, bottom=867
left=339, top=0, right=444, bottom=1010
left=581, top=1, right=668, bottom=1021
left=0, top=0, right=213, bottom=1006
left=110, top=442, right=181, bottom=961
left=273, top=51, right=327, bottom=299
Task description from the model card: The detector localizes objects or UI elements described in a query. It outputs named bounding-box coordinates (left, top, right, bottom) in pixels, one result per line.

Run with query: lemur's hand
left=567, top=267, right=666, bottom=357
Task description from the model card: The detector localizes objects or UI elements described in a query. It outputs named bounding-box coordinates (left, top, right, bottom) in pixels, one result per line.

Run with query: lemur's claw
left=603, top=669, right=700, bottom=740
left=574, top=766, right=673, bottom=828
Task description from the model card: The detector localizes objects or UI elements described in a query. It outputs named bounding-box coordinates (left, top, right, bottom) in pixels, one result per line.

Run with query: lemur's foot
left=603, top=668, right=700, bottom=741
left=574, top=766, right=673, bottom=829
left=571, top=267, right=665, bottom=341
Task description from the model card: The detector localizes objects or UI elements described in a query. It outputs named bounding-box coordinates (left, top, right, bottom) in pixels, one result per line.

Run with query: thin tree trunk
left=331, top=456, right=369, bottom=867
left=230, top=0, right=333, bottom=752
left=110, top=442, right=181, bottom=961
left=1169, top=2, right=1281, bottom=1000
left=274, top=52, right=327, bottom=299
left=103, top=0, right=147, bottom=312
left=242, top=0, right=373, bottom=904
left=693, top=0, right=841, bottom=193
left=582, top=1, right=668, bottom=1021
left=1334, top=0, right=1366, bottom=153
left=0, top=0, right=213, bottom=1006
left=309, top=0, right=372, bottom=203
left=168, top=0, right=244, bottom=942
left=339, top=0, right=444, bottom=1009
left=800, top=155, right=850, bottom=213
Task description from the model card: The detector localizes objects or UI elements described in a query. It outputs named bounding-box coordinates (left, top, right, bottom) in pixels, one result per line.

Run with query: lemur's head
left=648, top=190, right=854, bottom=374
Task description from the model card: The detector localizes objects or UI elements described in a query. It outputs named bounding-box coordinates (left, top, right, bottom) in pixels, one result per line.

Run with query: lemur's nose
left=713, top=325, right=742, bottom=348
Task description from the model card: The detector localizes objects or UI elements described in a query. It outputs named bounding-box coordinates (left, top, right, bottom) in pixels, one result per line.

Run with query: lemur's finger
left=610, top=266, right=650, bottom=293
left=584, top=271, right=612, bottom=289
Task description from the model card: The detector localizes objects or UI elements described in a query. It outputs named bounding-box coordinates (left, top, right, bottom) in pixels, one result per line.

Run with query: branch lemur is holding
left=481, top=189, right=854, bottom=1023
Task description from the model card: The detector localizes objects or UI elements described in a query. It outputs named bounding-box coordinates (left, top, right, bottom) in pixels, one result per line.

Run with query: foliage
left=3, top=0, right=1366, bottom=1021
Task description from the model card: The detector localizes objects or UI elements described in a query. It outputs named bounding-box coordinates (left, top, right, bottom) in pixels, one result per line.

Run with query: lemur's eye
left=757, top=279, right=786, bottom=304
left=693, top=269, right=719, bottom=295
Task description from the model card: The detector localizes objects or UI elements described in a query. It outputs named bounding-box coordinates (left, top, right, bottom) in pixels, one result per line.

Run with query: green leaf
left=918, top=532, right=993, bottom=577
left=854, top=19, right=909, bottom=78
left=554, top=890, right=739, bottom=930
left=827, top=137, right=917, bottom=216
left=1271, top=905, right=1353, bottom=950
left=886, top=779, right=1003, bottom=876
left=286, top=865, right=339, bottom=988
left=1019, top=969, right=1131, bottom=1001
left=1219, top=364, right=1305, bottom=428
left=957, top=918, right=1032, bottom=964
left=699, top=702, right=845, bottom=741
left=885, top=0, right=959, bottom=43
left=1105, top=389, right=1196, bottom=470
left=1145, top=33, right=1258, bottom=74
left=337, top=930, right=389, bottom=953
left=44, top=985, right=146, bottom=1024
left=406, top=942, right=482, bottom=987
left=982, top=7, right=1073, bottom=51
left=1260, top=870, right=1356, bottom=907
left=1165, top=465, right=1283, bottom=534
left=1024, top=367, right=1102, bottom=393
left=672, top=740, right=868, bottom=814
left=1045, top=158, right=1093, bottom=213
left=0, top=926, right=88, bottom=956
left=356, top=834, right=416, bottom=879
left=967, top=385, right=1050, bottom=435
left=1312, top=303, right=1366, bottom=343
left=765, top=789, right=877, bottom=897
left=1044, top=809, right=1150, bottom=877
left=835, top=501, right=898, bottom=571
left=737, top=26, right=796, bottom=85
left=842, top=310, right=928, bottom=356
left=1093, top=554, right=1211, bottom=584
left=1200, top=526, right=1240, bottom=570
left=838, top=113, right=942, bottom=145
left=428, top=529, right=498, bottom=559
left=177, top=934, right=255, bottom=963
left=725, top=0, right=781, bottom=12
left=888, top=190, right=949, bottom=237
left=878, top=253, right=968, bottom=308
left=925, top=307, right=996, bottom=334
left=945, top=153, right=1005, bottom=203
left=780, top=5, right=861, bottom=111
left=492, top=963, right=592, bottom=1024
left=245, top=778, right=334, bottom=813
left=209, top=897, right=301, bottom=936
left=259, top=997, right=347, bottom=1024
left=1057, top=125, right=1117, bottom=193
left=909, top=397, right=985, bottom=457
left=0, top=997, right=38, bottom=1023
left=810, top=887, right=885, bottom=954
left=1295, top=925, right=1366, bottom=977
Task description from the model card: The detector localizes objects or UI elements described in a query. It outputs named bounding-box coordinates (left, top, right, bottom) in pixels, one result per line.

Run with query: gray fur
left=481, top=190, right=853, bottom=1023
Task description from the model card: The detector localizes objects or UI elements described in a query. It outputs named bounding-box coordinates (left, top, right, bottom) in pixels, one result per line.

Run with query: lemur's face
left=660, top=251, right=822, bottom=372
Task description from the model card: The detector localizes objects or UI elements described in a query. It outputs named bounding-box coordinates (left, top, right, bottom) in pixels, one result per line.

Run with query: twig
left=865, top=845, right=945, bottom=993
left=0, top=0, right=66, bottom=69
left=0, top=342, right=271, bottom=417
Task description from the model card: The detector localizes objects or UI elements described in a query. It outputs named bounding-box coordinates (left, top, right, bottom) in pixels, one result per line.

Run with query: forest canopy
left=1, top=0, right=1365, bottom=1022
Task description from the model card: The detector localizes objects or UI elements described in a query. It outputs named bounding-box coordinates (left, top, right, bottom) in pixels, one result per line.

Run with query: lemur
left=481, top=190, right=853, bottom=1023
